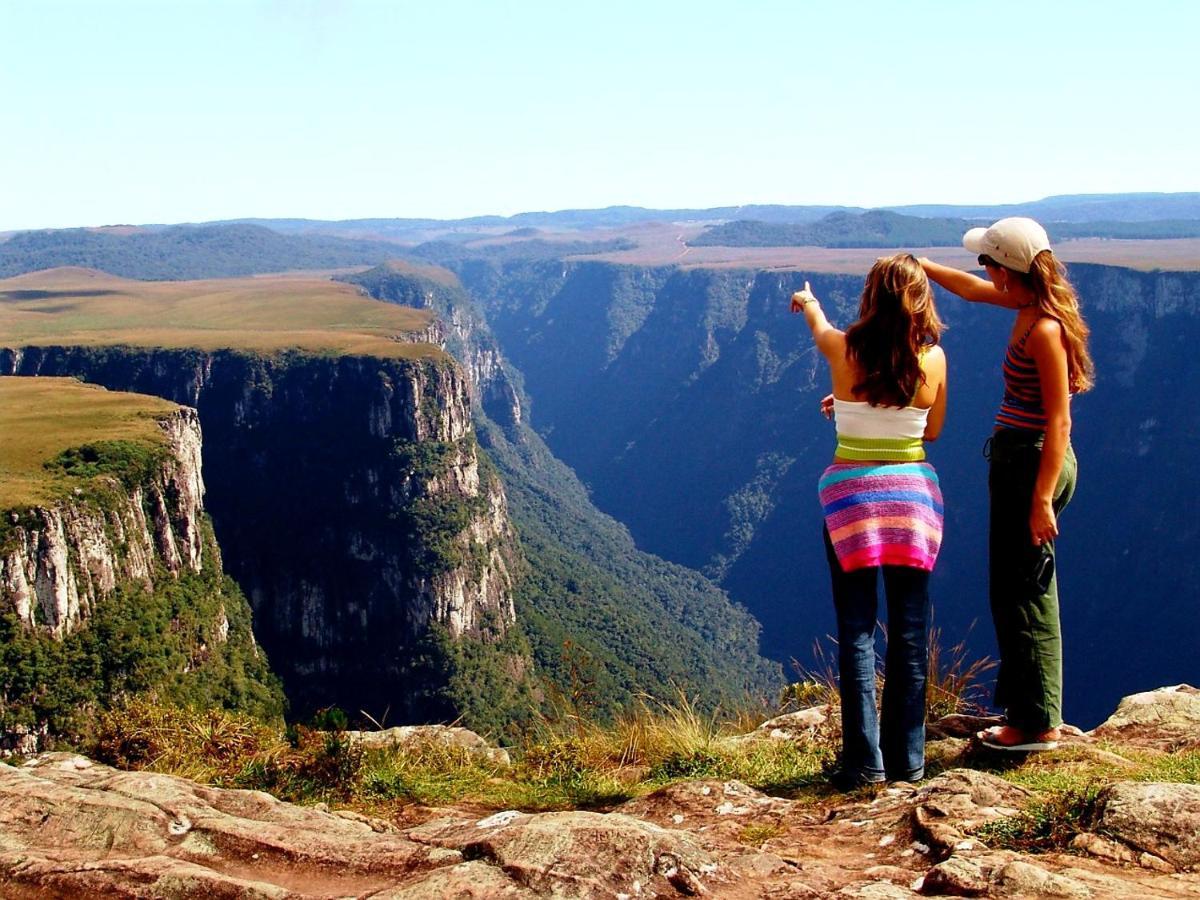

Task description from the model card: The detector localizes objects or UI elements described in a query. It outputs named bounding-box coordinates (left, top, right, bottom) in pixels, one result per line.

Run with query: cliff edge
left=0, top=376, right=283, bottom=746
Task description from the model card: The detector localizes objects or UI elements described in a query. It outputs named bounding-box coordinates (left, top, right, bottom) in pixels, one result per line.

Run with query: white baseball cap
left=962, top=217, right=1051, bottom=274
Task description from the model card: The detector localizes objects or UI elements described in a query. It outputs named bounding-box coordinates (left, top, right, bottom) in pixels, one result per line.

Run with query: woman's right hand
left=819, top=393, right=835, bottom=420
left=790, top=281, right=818, bottom=312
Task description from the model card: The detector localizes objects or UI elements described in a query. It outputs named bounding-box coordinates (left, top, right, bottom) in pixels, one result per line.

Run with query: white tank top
left=832, top=399, right=930, bottom=461
left=832, top=399, right=930, bottom=439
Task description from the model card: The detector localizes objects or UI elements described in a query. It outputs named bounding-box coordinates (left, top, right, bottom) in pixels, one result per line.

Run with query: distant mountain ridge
left=0, top=224, right=631, bottom=281
left=6, top=193, right=1191, bottom=246
left=201, top=192, right=1200, bottom=234
left=692, top=210, right=1200, bottom=249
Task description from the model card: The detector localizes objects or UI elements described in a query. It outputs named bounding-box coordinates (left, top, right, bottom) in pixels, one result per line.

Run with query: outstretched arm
left=791, top=281, right=842, bottom=359
left=919, top=257, right=1022, bottom=309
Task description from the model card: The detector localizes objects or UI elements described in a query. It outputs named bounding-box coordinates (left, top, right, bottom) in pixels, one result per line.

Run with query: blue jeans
left=823, top=528, right=930, bottom=782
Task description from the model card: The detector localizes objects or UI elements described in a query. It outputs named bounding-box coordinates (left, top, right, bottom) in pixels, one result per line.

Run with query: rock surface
left=1095, top=781, right=1200, bottom=870
left=346, top=724, right=513, bottom=766
left=6, top=748, right=1200, bottom=898
left=1090, top=684, right=1200, bottom=749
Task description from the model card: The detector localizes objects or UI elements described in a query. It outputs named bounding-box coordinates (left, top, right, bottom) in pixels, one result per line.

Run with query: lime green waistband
left=835, top=435, right=926, bottom=462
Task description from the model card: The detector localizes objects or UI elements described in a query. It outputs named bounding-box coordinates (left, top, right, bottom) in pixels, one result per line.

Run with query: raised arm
left=918, top=257, right=1022, bottom=309
left=790, top=281, right=843, bottom=360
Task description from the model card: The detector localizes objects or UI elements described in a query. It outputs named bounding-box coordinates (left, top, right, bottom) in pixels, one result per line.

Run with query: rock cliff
left=340, top=261, right=524, bottom=427
left=0, top=348, right=522, bottom=720
left=339, top=262, right=786, bottom=712
left=2, top=407, right=205, bottom=637
left=0, top=379, right=283, bottom=742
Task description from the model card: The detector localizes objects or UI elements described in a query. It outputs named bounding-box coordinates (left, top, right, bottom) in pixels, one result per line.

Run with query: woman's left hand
left=819, top=393, right=834, bottom=419
left=1029, top=498, right=1058, bottom=546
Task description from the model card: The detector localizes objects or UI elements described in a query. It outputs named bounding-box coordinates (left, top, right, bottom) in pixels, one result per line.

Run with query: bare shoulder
left=923, top=343, right=947, bottom=363
left=921, top=343, right=947, bottom=374
left=1026, top=317, right=1065, bottom=352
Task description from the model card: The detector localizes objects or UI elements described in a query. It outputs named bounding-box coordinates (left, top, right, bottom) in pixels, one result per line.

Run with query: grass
left=70, top=668, right=1200, bottom=841
left=0, top=267, right=440, bottom=359
left=784, top=623, right=998, bottom=721
left=971, top=741, right=1200, bottom=853
left=0, top=376, right=179, bottom=507
left=87, top=692, right=834, bottom=815
left=63, top=634, right=1200, bottom=853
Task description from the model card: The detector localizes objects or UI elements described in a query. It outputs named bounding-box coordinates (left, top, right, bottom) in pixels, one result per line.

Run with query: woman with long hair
left=919, top=217, right=1094, bottom=751
left=792, top=254, right=947, bottom=788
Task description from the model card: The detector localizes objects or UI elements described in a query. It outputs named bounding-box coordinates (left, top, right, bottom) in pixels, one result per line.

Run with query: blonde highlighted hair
left=1013, top=252, right=1095, bottom=393
left=845, top=253, right=943, bottom=407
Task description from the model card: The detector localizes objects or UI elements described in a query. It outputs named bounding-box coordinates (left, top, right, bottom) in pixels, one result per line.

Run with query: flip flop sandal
left=976, top=726, right=1058, bottom=752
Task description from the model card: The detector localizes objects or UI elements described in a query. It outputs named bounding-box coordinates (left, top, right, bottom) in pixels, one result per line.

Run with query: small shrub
left=45, top=440, right=165, bottom=489
left=975, top=782, right=1103, bottom=852
left=238, top=725, right=365, bottom=804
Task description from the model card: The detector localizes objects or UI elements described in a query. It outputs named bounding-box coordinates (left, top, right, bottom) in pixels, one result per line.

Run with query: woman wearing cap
left=792, top=254, right=947, bottom=787
left=918, top=219, right=1094, bottom=751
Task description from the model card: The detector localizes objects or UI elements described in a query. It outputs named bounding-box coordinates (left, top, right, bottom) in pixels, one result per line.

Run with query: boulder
left=911, top=769, right=1031, bottom=857
left=748, top=705, right=833, bottom=742
left=0, top=753, right=454, bottom=897
left=617, top=778, right=799, bottom=827
left=1094, top=781, right=1200, bottom=870
left=991, top=859, right=1091, bottom=898
left=410, top=809, right=725, bottom=897
left=1091, top=684, right=1200, bottom=749
left=345, top=724, right=512, bottom=766
left=921, top=855, right=988, bottom=895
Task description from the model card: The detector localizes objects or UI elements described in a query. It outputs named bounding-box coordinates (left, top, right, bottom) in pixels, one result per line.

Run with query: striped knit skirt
left=818, top=462, right=944, bottom=572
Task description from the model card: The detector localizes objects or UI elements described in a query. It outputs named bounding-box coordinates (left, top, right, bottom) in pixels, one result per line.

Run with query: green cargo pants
left=987, top=430, right=1077, bottom=732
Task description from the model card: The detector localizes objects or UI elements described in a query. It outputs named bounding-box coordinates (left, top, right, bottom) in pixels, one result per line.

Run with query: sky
left=2, top=0, right=1197, bottom=230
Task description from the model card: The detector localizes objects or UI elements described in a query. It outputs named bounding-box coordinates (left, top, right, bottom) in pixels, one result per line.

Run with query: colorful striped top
left=995, top=320, right=1048, bottom=431
left=819, top=462, right=944, bottom=572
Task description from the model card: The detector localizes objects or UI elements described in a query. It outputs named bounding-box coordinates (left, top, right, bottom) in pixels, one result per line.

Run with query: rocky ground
left=1, top=685, right=1198, bottom=898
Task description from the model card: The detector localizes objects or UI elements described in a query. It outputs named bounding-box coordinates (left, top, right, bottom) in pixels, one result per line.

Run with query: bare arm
left=790, top=281, right=843, bottom=359
left=922, top=346, right=948, bottom=441
left=918, top=257, right=1022, bottom=309
left=1027, top=319, right=1071, bottom=545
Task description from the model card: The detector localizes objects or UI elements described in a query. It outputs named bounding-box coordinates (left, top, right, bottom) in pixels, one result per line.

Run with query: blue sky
left=2, top=0, right=1196, bottom=229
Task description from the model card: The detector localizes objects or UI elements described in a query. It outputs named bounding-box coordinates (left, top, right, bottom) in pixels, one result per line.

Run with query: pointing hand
left=790, top=281, right=818, bottom=313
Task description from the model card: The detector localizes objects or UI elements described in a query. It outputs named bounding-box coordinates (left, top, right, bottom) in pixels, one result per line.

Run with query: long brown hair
left=1010, top=251, right=1095, bottom=393
left=845, top=254, right=943, bottom=407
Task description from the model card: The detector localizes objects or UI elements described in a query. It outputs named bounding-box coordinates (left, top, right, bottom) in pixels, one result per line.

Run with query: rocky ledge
left=1, top=406, right=206, bottom=637
left=2, top=686, right=1199, bottom=898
